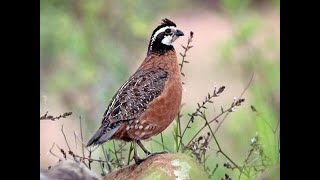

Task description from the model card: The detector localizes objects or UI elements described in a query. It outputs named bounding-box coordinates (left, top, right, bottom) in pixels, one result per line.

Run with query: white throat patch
left=161, top=35, right=174, bottom=45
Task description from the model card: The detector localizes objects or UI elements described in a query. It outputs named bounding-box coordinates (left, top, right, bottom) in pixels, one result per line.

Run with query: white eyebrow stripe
left=151, top=26, right=177, bottom=44
left=149, top=26, right=177, bottom=51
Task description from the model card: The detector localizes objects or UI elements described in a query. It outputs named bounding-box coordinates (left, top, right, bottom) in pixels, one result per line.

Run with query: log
left=104, top=153, right=209, bottom=180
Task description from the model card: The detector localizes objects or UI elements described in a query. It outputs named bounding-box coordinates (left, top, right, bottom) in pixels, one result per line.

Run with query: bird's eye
left=165, top=29, right=171, bottom=33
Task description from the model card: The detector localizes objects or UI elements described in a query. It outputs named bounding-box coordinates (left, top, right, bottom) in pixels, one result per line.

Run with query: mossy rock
left=104, top=153, right=209, bottom=180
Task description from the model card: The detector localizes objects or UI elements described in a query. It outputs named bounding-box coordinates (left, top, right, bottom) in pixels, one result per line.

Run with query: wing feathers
left=86, top=67, right=168, bottom=146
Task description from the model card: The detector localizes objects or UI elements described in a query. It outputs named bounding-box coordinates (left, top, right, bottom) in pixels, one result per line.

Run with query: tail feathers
left=86, top=126, right=120, bottom=147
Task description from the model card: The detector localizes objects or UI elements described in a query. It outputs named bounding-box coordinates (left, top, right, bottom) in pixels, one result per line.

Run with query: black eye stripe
left=165, top=29, right=171, bottom=33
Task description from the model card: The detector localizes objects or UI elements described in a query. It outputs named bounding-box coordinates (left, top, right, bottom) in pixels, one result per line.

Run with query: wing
left=86, top=67, right=168, bottom=146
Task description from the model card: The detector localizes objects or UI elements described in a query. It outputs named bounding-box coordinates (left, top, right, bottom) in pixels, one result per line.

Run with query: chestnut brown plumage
left=86, top=18, right=184, bottom=164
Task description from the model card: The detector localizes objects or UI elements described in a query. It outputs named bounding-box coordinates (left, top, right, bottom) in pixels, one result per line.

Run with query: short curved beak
left=175, top=29, right=184, bottom=36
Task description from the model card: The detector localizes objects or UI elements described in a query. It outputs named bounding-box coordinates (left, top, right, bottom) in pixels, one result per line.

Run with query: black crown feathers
left=161, top=18, right=176, bottom=27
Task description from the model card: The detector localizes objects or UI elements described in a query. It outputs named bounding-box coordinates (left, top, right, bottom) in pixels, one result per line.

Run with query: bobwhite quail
left=86, top=18, right=184, bottom=164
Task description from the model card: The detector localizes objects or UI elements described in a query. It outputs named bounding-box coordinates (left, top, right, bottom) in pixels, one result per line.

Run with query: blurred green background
left=40, top=0, right=279, bottom=179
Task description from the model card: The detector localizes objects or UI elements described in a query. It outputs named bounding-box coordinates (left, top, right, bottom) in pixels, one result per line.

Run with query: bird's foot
left=134, top=151, right=168, bottom=165
left=147, top=151, right=168, bottom=157
left=134, top=157, right=144, bottom=165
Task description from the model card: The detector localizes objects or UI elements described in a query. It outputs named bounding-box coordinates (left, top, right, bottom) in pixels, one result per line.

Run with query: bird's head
left=147, top=18, right=184, bottom=54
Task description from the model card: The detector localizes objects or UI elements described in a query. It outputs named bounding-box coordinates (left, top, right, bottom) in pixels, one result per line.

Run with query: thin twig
left=202, top=150, right=207, bottom=169
left=205, top=116, right=240, bottom=171
left=127, top=142, right=133, bottom=165
left=40, top=111, right=72, bottom=121
left=88, top=150, right=92, bottom=169
left=175, top=104, right=185, bottom=152
left=74, top=131, right=91, bottom=152
left=213, top=112, right=230, bottom=134
left=177, top=111, right=182, bottom=151
left=74, top=131, right=77, bottom=150
left=160, top=133, right=165, bottom=151
left=61, top=125, right=72, bottom=153
left=79, top=115, right=85, bottom=161
left=73, top=131, right=88, bottom=167
left=209, top=164, right=219, bottom=178
left=86, top=146, right=100, bottom=169
left=74, top=154, right=109, bottom=163
left=152, top=139, right=171, bottom=152
left=102, top=146, right=112, bottom=172
left=55, top=144, right=68, bottom=160
left=48, top=142, right=61, bottom=159
left=99, top=157, right=107, bottom=176
left=239, top=72, right=254, bottom=98
left=61, top=125, right=79, bottom=162
left=179, top=31, right=194, bottom=80
left=112, top=140, right=120, bottom=166
left=244, top=148, right=255, bottom=164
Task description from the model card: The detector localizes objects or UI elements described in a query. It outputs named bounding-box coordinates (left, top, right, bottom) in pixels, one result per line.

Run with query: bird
left=86, top=18, right=184, bottom=164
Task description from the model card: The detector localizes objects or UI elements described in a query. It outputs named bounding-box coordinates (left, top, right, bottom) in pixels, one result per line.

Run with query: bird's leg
left=134, top=140, right=168, bottom=164
left=137, top=140, right=167, bottom=158
left=133, top=140, right=143, bottom=164
left=137, top=140, right=151, bottom=155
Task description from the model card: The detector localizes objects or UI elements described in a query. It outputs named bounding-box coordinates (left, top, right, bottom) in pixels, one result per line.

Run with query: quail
left=86, top=18, right=184, bottom=164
